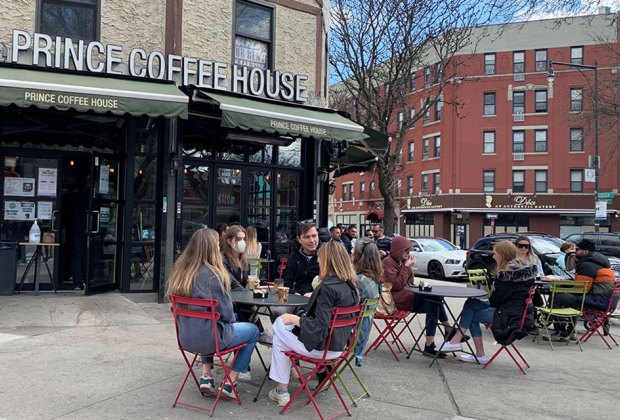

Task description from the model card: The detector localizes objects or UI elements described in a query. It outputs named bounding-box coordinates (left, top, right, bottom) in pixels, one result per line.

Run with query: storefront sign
left=4, top=200, right=35, bottom=220
left=269, top=119, right=327, bottom=136
left=485, top=195, right=556, bottom=209
left=10, top=30, right=309, bottom=103
left=595, top=201, right=607, bottom=220
left=405, top=196, right=443, bottom=210
left=3, top=177, right=35, bottom=197
left=37, top=168, right=57, bottom=197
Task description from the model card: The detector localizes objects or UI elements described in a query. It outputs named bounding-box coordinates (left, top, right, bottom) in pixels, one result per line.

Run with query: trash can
left=0, top=242, right=18, bottom=295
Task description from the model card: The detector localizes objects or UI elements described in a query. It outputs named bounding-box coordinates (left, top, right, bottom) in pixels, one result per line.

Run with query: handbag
left=376, top=282, right=397, bottom=316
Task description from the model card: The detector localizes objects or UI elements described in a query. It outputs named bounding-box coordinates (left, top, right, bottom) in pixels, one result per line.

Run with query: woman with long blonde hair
left=268, top=241, right=361, bottom=407
left=166, top=228, right=259, bottom=398
left=245, top=226, right=262, bottom=276
left=442, top=240, right=536, bottom=363
left=220, top=225, right=248, bottom=290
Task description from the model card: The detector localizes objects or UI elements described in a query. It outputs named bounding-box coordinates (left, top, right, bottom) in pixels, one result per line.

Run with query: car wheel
left=428, top=261, right=445, bottom=280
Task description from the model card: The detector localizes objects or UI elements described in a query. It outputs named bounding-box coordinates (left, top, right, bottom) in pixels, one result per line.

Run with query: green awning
left=0, top=66, right=188, bottom=119
left=333, top=144, right=378, bottom=177
left=192, top=89, right=366, bottom=142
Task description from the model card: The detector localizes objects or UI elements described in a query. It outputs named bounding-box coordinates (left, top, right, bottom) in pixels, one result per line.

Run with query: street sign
left=598, top=192, right=616, bottom=199
left=595, top=201, right=607, bottom=220
left=584, top=169, right=596, bottom=183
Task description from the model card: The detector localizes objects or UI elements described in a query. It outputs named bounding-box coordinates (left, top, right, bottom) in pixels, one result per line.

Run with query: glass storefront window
left=215, top=167, right=242, bottom=226
left=136, top=118, right=160, bottom=154
left=278, top=138, right=301, bottom=166
left=248, top=144, right=273, bottom=164
left=134, top=155, right=157, bottom=200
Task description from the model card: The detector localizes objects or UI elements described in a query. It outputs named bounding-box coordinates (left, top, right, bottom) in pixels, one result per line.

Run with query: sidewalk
left=0, top=290, right=618, bottom=420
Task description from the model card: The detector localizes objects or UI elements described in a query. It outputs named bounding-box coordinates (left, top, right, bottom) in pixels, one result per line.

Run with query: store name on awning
left=270, top=120, right=327, bottom=135
left=485, top=195, right=556, bottom=209
left=24, top=92, right=119, bottom=109
left=405, top=197, right=443, bottom=209
left=10, top=30, right=309, bottom=103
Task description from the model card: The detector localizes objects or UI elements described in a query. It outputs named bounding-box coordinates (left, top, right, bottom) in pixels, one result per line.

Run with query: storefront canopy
left=0, top=66, right=188, bottom=119
left=192, top=89, right=367, bottom=143
left=333, top=144, right=378, bottom=177
left=366, top=209, right=384, bottom=221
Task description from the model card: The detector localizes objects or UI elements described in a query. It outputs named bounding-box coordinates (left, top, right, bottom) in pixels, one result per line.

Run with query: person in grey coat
left=166, top=228, right=259, bottom=399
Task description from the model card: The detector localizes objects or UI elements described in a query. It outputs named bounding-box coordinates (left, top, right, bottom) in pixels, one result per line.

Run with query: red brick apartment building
left=330, top=13, right=620, bottom=246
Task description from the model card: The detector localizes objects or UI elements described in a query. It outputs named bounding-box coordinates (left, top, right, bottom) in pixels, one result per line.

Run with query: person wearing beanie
left=382, top=236, right=453, bottom=358
left=547, top=238, right=617, bottom=342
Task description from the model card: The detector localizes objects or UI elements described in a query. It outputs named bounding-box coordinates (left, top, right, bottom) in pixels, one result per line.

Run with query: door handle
left=51, top=210, right=59, bottom=232
left=91, top=210, right=100, bottom=234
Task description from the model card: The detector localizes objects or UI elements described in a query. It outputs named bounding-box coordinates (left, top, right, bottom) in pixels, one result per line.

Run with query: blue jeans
left=458, top=298, right=495, bottom=337
left=354, top=315, right=373, bottom=361
left=203, top=322, right=259, bottom=373
left=413, top=294, right=449, bottom=337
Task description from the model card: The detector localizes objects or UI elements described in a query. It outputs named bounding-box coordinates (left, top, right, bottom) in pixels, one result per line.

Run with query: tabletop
left=231, top=290, right=309, bottom=307
left=18, top=242, right=60, bottom=246
left=404, top=284, right=487, bottom=299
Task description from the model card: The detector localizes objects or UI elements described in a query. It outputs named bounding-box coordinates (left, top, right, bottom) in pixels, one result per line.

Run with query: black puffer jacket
left=283, top=246, right=319, bottom=295
left=490, top=259, right=537, bottom=345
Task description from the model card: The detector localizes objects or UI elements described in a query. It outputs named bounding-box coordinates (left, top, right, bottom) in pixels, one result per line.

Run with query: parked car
left=563, top=232, right=620, bottom=259
left=465, top=232, right=563, bottom=275
left=408, top=237, right=467, bottom=280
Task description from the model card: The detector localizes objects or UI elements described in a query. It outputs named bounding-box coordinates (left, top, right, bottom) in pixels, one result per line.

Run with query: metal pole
left=593, top=60, right=600, bottom=232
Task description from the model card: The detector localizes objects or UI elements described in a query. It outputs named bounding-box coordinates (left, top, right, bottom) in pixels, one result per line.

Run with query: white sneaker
left=237, top=371, right=252, bottom=381
left=440, top=342, right=463, bottom=352
left=458, top=353, right=489, bottom=364
left=269, top=387, right=290, bottom=407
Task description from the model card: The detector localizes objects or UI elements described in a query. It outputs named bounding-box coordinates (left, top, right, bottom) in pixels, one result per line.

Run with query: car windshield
left=530, top=236, right=562, bottom=254
left=416, top=238, right=458, bottom=252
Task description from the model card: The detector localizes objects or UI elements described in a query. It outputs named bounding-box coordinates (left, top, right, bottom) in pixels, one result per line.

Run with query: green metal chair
left=535, top=280, right=588, bottom=351
left=467, top=268, right=492, bottom=299
left=331, top=298, right=379, bottom=406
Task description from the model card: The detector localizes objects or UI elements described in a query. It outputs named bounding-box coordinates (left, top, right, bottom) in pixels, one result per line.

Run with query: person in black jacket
left=283, top=223, right=320, bottom=296
left=268, top=240, right=360, bottom=407
left=372, top=223, right=392, bottom=258
left=441, top=241, right=536, bottom=363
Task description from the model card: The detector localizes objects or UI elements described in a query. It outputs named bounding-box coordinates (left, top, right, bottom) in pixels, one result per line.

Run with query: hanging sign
left=595, top=201, right=607, bottom=220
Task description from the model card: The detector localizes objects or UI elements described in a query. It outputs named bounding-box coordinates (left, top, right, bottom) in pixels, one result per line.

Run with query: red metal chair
left=579, top=281, right=620, bottom=349
left=364, top=310, right=417, bottom=361
left=169, top=295, right=247, bottom=416
left=281, top=304, right=364, bottom=420
left=483, top=288, right=536, bottom=374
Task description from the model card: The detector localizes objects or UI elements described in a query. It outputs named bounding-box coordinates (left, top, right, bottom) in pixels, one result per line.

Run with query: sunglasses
left=517, top=243, right=530, bottom=249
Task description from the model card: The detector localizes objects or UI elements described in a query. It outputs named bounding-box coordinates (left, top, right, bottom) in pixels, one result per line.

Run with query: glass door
left=85, top=153, right=123, bottom=294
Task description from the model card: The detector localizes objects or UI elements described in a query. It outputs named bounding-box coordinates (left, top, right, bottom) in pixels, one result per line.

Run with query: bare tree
left=328, top=0, right=601, bottom=234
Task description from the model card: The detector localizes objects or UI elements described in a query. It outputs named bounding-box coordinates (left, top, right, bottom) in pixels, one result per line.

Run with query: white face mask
left=235, top=240, right=246, bottom=253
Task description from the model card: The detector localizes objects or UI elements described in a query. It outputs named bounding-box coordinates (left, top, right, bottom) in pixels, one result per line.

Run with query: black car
left=465, top=232, right=563, bottom=274
left=563, top=232, right=620, bottom=259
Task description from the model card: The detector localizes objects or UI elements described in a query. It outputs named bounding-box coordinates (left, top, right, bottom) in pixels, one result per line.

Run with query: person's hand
left=303, top=292, right=313, bottom=298
left=282, top=313, right=300, bottom=327
left=405, top=254, right=416, bottom=267
left=379, top=250, right=387, bottom=258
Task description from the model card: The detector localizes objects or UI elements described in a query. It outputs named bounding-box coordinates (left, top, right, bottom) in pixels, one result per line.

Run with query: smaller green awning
left=193, top=89, right=366, bottom=142
left=0, top=66, right=188, bottom=119
left=333, top=144, right=378, bottom=177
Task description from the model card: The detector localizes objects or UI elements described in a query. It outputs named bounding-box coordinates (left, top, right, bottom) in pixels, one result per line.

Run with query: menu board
left=4, top=177, right=35, bottom=197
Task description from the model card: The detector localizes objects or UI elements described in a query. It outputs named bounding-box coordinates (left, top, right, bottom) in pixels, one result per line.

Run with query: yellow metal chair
left=331, top=298, right=379, bottom=406
left=535, top=280, right=588, bottom=351
left=467, top=268, right=492, bottom=299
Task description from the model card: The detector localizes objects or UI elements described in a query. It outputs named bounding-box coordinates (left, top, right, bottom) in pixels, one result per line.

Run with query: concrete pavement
left=0, top=286, right=619, bottom=420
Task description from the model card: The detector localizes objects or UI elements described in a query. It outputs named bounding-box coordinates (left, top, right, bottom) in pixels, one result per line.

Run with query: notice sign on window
left=4, top=177, right=35, bottom=197
left=99, top=165, right=110, bottom=195
left=4, top=201, right=36, bottom=220
left=38, top=168, right=58, bottom=197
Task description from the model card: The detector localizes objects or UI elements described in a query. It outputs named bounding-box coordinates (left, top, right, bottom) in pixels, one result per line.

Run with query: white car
left=408, top=237, right=468, bottom=280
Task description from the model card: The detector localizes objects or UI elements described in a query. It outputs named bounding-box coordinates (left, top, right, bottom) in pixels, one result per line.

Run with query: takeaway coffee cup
left=278, top=287, right=290, bottom=303
left=274, top=279, right=284, bottom=293
left=418, top=279, right=426, bottom=290
left=248, top=275, right=259, bottom=290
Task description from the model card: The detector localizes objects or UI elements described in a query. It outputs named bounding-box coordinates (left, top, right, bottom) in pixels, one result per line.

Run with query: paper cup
left=278, top=287, right=290, bottom=303
left=248, top=275, right=259, bottom=290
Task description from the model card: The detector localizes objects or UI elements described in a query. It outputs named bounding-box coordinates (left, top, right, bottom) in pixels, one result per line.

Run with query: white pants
left=269, top=317, right=342, bottom=385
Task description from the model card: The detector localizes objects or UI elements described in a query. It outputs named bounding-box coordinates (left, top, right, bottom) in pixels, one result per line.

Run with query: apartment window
left=535, top=49, right=547, bottom=72
left=384, top=83, right=391, bottom=95
left=424, top=66, right=431, bottom=86
left=571, top=46, right=583, bottom=65
left=396, top=179, right=402, bottom=197
left=535, top=90, right=548, bottom=112
left=341, top=185, right=346, bottom=200
left=407, top=175, right=414, bottom=196
left=408, top=141, right=414, bottom=161
left=535, top=170, right=547, bottom=193
left=513, top=51, right=525, bottom=73
left=349, top=183, right=354, bottom=201
left=483, top=92, right=496, bottom=115
left=435, top=100, right=443, bottom=121
left=570, top=88, right=583, bottom=112
left=512, top=170, right=525, bottom=193
left=359, top=181, right=365, bottom=199
left=484, top=53, right=496, bottom=75
left=435, top=62, right=443, bottom=82
left=409, top=73, right=416, bottom=92
left=512, top=131, right=525, bottom=153
left=570, top=128, right=584, bottom=151
left=409, top=106, right=415, bottom=122
left=483, top=131, right=496, bottom=154
left=570, top=170, right=583, bottom=192
left=422, top=138, right=430, bottom=159
left=434, top=136, right=441, bottom=158
left=396, top=149, right=402, bottom=164
left=422, top=174, right=429, bottom=193
left=483, top=170, right=495, bottom=193
left=433, top=173, right=440, bottom=194
left=535, top=129, right=548, bottom=152
left=423, top=107, right=430, bottom=124
left=39, top=0, right=100, bottom=40
left=370, top=181, right=376, bottom=198
left=513, top=91, right=525, bottom=114
left=397, top=112, right=404, bottom=131
left=235, top=0, right=274, bottom=70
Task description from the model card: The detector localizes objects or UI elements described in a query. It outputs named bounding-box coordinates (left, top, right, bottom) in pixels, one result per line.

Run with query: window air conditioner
left=485, top=69, right=495, bottom=75
left=514, top=73, right=525, bottom=81
left=513, top=153, right=525, bottom=161
left=513, top=113, right=525, bottom=122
